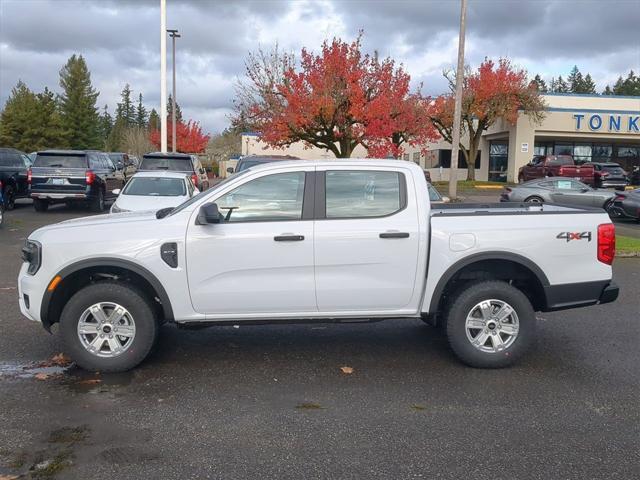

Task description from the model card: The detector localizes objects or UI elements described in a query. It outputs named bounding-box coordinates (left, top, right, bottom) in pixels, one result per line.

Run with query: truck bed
left=431, top=201, right=605, bottom=216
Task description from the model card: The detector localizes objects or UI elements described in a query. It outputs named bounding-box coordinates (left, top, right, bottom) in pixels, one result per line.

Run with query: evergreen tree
left=613, top=70, right=640, bottom=95
left=33, top=87, right=67, bottom=150
left=567, top=65, right=585, bottom=93
left=531, top=74, right=548, bottom=93
left=0, top=81, right=67, bottom=151
left=115, top=84, right=135, bottom=127
left=582, top=74, right=596, bottom=94
left=58, top=54, right=101, bottom=149
left=106, top=117, right=126, bottom=151
left=148, top=108, right=160, bottom=131
left=555, top=75, right=569, bottom=93
left=167, top=94, right=182, bottom=122
left=0, top=81, right=41, bottom=151
left=136, top=93, right=148, bottom=128
left=99, top=105, right=113, bottom=149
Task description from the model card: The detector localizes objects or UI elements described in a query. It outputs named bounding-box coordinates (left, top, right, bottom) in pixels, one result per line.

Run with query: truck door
left=186, top=167, right=317, bottom=316
left=313, top=167, right=420, bottom=312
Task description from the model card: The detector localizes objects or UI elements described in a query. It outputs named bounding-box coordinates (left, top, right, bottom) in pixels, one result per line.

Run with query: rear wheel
left=33, top=198, right=49, bottom=212
left=59, top=282, right=158, bottom=372
left=444, top=281, right=536, bottom=368
left=89, top=189, right=105, bottom=212
left=3, top=185, right=16, bottom=210
left=524, top=195, right=544, bottom=204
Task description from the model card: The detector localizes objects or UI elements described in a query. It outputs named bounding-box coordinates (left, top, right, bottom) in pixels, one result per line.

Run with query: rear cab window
left=324, top=170, right=405, bottom=218
left=34, top=153, right=88, bottom=169
left=141, top=156, right=194, bottom=172
left=0, top=151, right=24, bottom=167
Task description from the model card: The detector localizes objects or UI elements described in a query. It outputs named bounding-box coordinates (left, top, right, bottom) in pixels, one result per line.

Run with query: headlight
left=110, top=204, right=130, bottom=214
left=21, top=240, right=41, bottom=275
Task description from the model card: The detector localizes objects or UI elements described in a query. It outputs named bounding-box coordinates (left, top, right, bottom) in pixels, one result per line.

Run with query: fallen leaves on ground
left=34, top=373, right=49, bottom=380
left=411, top=404, right=427, bottom=411
left=0, top=474, right=19, bottom=480
left=50, top=353, right=73, bottom=366
left=340, top=366, right=354, bottom=374
left=296, top=402, right=323, bottom=410
left=77, top=379, right=101, bottom=385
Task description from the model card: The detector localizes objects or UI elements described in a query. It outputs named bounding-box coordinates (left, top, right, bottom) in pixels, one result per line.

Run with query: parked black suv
left=139, top=152, right=209, bottom=190
left=0, top=147, right=31, bottom=209
left=30, top=150, right=126, bottom=212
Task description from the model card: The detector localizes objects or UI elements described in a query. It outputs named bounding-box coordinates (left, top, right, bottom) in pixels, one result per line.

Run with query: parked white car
left=110, top=171, right=199, bottom=214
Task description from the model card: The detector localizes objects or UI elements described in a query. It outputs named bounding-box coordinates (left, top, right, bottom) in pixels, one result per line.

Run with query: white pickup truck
left=18, top=159, right=619, bottom=372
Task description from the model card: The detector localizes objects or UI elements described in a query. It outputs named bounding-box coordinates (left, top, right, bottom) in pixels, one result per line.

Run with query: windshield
left=167, top=170, right=250, bottom=217
left=34, top=154, right=87, bottom=168
left=123, top=177, right=186, bottom=196
left=602, top=165, right=625, bottom=174
left=237, top=159, right=268, bottom=171
left=140, top=156, right=192, bottom=171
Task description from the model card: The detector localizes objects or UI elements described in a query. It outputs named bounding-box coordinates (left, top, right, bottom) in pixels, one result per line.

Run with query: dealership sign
left=573, top=113, right=639, bottom=133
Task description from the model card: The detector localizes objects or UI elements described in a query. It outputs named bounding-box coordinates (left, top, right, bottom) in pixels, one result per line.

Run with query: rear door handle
left=379, top=232, right=410, bottom=239
left=274, top=235, right=305, bottom=242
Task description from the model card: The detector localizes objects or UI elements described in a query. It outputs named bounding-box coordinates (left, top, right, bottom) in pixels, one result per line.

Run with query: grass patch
left=433, top=180, right=513, bottom=193
left=31, top=450, right=73, bottom=478
left=617, top=235, right=640, bottom=254
left=410, top=404, right=427, bottom=411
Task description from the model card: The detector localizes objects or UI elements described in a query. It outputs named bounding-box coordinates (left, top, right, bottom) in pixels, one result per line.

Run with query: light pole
left=160, top=0, right=167, bottom=153
left=167, top=28, right=180, bottom=152
left=449, top=0, right=467, bottom=200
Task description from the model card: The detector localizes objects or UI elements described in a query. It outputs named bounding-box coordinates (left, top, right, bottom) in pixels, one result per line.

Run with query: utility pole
left=167, top=29, right=180, bottom=152
left=449, top=0, right=467, bottom=200
left=160, top=0, right=167, bottom=153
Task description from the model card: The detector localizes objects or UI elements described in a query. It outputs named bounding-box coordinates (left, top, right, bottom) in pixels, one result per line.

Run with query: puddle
left=0, top=361, right=72, bottom=380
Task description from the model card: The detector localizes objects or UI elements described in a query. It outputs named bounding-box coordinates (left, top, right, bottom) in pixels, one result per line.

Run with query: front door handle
left=379, top=232, right=410, bottom=239
left=274, top=235, right=305, bottom=242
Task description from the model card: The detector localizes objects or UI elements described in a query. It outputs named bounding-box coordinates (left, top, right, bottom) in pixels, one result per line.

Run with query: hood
left=31, top=210, right=158, bottom=236
left=113, top=195, right=187, bottom=213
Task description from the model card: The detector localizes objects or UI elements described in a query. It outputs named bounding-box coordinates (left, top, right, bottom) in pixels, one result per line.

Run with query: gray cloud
left=1, top=0, right=638, bottom=135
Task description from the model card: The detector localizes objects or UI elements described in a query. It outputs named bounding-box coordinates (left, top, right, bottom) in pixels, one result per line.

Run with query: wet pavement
left=0, top=200, right=639, bottom=479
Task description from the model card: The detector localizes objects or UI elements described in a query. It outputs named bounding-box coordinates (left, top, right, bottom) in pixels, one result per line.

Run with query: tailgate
left=560, top=164, right=594, bottom=180
left=30, top=167, right=87, bottom=193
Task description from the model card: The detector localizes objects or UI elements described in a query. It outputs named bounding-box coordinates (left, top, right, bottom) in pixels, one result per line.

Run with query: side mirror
left=196, top=202, right=222, bottom=224
left=226, top=167, right=234, bottom=174
left=112, top=189, right=121, bottom=195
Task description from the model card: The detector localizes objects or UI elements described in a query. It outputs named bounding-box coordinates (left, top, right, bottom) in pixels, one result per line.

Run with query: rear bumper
left=599, top=180, right=628, bottom=188
left=31, top=192, right=88, bottom=200
left=543, top=280, right=619, bottom=311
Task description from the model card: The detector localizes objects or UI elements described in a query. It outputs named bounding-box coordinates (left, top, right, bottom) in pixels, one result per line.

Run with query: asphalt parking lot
left=0, top=200, right=638, bottom=479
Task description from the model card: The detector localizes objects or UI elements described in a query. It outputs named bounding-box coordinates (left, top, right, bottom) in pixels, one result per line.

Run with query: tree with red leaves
left=233, top=35, right=437, bottom=158
left=149, top=119, right=209, bottom=153
left=428, top=58, right=545, bottom=180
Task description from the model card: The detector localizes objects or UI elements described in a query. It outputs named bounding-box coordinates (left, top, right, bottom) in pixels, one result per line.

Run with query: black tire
left=59, top=282, right=158, bottom=372
left=3, top=184, right=16, bottom=210
left=444, top=281, right=536, bottom=368
left=524, top=195, right=544, bottom=204
left=89, top=189, right=104, bottom=212
left=33, top=198, right=49, bottom=212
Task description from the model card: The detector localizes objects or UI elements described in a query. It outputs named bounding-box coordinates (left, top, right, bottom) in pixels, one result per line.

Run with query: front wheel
left=59, top=282, right=158, bottom=372
left=445, top=281, right=536, bottom=368
left=524, top=195, right=544, bottom=204
left=3, top=185, right=16, bottom=210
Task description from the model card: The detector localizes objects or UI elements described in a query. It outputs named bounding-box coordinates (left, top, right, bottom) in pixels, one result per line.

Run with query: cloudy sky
left=1, top=0, right=639, bottom=135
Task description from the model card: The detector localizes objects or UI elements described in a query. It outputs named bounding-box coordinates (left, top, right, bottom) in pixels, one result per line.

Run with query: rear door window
left=324, top=170, right=404, bottom=218
left=35, top=154, right=87, bottom=168
left=0, top=152, right=24, bottom=167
